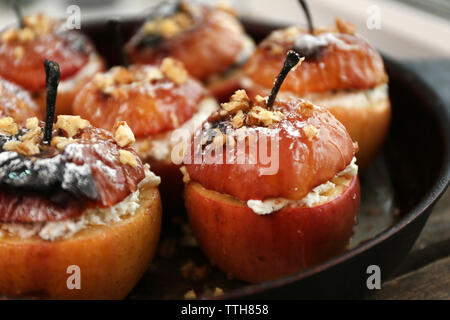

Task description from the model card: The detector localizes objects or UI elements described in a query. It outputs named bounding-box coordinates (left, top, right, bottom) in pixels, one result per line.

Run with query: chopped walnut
left=26, top=117, right=39, bottom=130
left=119, top=150, right=138, bottom=167
left=254, top=95, right=268, bottom=108
left=161, top=58, right=188, bottom=85
left=19, top=127, right=41, bottom=142
left=220, top=90, right=251, bottom=115
left=180, top=166, right=190, bottom=183
left=231, top=110, right=245, bottom=129
left=335, top=18, right=356, bottom=35
left=113, top=121, right=135, bottom=147
left=1, top=14, right=51, bottom=44
left=246, top=106, right=284, bottom=127
left=303, top=124, right=319, bottom=140
left=51, top=136, right=74, bottom=150
left=184, top=290, right=196, bottom=300
left=145, top=68, right=164, bottom=82
left=0, top=117, right=18, bottom=135
left=4, top=139, right=40, bottom=156
left=55, top=115, right=90, bottom=138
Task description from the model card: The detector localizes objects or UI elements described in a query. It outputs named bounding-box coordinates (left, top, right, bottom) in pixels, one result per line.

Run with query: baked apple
left=241, top=3, right=390, bottom=168
left=125, top=0, right=254, bottom=101
left=0, top=12, right=104, bottom=115
left=0, top=61, right=161, bottom=299
left=183, top=52, right=360, bottom=282
left=73, top=58, right=218, bottom=210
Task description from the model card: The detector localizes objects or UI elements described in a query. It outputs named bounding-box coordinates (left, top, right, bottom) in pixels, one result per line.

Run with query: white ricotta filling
left=136, top=97, right=218, bottom=162
left=299, top=84, right=388, bottom=109
left=0, top=165, right=160, bottom=242
left=247, top=157, right=358, bottom=215
left=57, top=53, right=103, bottom=93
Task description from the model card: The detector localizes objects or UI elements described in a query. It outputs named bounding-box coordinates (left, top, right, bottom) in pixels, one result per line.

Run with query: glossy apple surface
left=185, top=175, right=360, bottom=283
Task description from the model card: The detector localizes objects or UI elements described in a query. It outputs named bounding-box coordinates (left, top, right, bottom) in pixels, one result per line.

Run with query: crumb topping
left=113, top=121, right=135, bottom=147
left=55, top=115, right=90, bottom=138
left=220, top=89, right=251, bottom=115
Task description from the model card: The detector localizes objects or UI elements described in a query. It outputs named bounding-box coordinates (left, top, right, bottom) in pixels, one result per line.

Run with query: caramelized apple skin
left=0, top=31, right=91, bottom=92
left=73, top=65, right=208, bottom=138
left=185, top=99, right=356, bottom=201
left=127, top=7, right=247, bottom=81
left=243, top=29, right=388, bottom=95
left=0, top=77, right=42, bottom=122
left=185, top=175, right=360, bottom=283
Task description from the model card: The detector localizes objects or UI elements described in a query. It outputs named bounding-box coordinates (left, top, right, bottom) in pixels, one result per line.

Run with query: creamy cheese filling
left=136, top=97, right=218, bottom=162
left=57, top=53, right=103, bottom=93
left=241, top=79, right=388, bottom=110
left=0, top=165, right=160, bottom=241
left=247, top=157, right=358, bottom=215
left=299, top=84, right=388, bottom=109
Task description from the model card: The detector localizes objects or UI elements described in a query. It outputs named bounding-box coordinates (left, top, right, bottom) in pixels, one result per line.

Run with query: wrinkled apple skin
left=185, top=175, right=360, bottom=283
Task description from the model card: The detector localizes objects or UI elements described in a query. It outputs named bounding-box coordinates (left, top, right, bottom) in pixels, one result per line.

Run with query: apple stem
left=266, top=50, right=301, bottom=110
left=108, top=18, right=129, bottom=67
left=9, top=0, right=24, bottom=29
left=298, top=0, right=314, bottom=33
left=43, top=60, right=60, bottom=145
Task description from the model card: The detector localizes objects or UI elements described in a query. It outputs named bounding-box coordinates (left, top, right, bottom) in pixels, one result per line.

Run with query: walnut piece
left=51, top=136, right=74, bottom=150
left=231, top=110, right=245, bottom=129
left=55, top=115, right=90, bottom=138
left=161, top=58, right=188, bottom=85
left=26, top=117, right=39, bottom=130
left=113, top=121, right=135, bottom=147
left=0, top=117, right=18, bottom=135
left=246, top=106, right=284, bottom=127
left=4, top=139, right=40, bottom=156
left=119, top=150, right=138, bottom=167
left=220, top=90, right=251, bottom=115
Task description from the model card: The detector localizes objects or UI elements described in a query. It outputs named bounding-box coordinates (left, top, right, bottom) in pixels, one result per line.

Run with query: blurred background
left=1, top=0, right=450, bottom=59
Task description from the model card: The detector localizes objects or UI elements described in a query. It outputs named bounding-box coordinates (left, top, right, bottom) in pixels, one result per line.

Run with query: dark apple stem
left=10, top=0, right=24, bottom=28
left=108, top=18, right=129, bottom=67
left=298, top=0, right=314, bottom=33
left=266, top=50, right=301, bottom=110
left=43, top=60, right=60, bottom=145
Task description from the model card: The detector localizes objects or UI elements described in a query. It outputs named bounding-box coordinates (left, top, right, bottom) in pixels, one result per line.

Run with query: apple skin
left=0, top=184, right=161, bottom=300
left=185, top=175, right=360, bottom=283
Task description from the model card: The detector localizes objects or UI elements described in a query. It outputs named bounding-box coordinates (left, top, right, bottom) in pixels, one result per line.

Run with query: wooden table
left=372, top=60, right=450, bottom=300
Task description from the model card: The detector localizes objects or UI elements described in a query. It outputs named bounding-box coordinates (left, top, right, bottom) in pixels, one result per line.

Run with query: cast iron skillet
left=82, top=18, right=450, bottom=299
